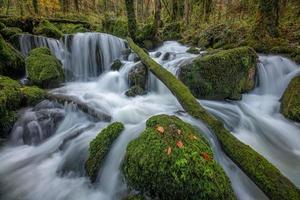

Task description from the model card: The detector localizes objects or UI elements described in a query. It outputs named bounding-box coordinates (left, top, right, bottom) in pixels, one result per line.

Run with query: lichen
left=85, top=122, right=124, bottom=182
left=123, top=115, right=235, bottom=200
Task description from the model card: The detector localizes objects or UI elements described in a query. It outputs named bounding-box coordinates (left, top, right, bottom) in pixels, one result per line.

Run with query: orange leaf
left=166, top=146, right=172, bottom=155
left=177, top=129, right=182, bottom=135
left=200, top=152, right=211, bottom=161
left=176, top=140, right=184, bottom=149
left=156, top=126, right=164, bottom=134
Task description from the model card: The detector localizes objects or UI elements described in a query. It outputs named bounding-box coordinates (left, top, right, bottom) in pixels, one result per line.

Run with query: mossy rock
left=0, top=22, right=6, bottom=30
left=123, top=195, right=145, bottom=200
left=0, top=35, right=25, bottom=78
left=33, top=20, right=63, bottom=39
left=281, top=76, right=300, bottom=122
left=187, top=47, right=200, bottom=54
left=26, top=47, right=64, bottom=88
left=110, top=59, right=123, bottom=71
left=85, top=122, right=124, bottom=183
left=0, top=27, right=22, bottom=41
left=21, top=86, right=45, bottom=106
left=54, top=23, right=88, bottom=34
left=179, top=46, right=258, bottom=100
left=0, top=76, right=22, bottom=137
left=122, top=115, right=235, bottom=200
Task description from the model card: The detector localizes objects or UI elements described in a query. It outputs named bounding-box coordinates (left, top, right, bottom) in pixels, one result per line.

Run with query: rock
left=0, top=35, right=25, bottom=78
left=0, top=27, right=22, bottom=41
left=0, top=76, right=22, bottom=137
left=186, top=47, right=200, bottom=54
left=142, top=40, right=154, bottom=50
left=110, top=59, right=123, bottom=71
left=154, top=51, right=162, bottom=58
left=21, top=86, right=45, bottom=106
left=128, top=53, right=140, bottom=62
left=179, top=46, right=258, bottom=100
left=122, top=48, right=132, bottom=60
left=33, top=20, right=63, bottom=39
left=281, top=76, right=300, bottom=122
left=161, top=52, right=171, bottom=61
left=85, top=122, right=124, bottom=182
left=122, top=195, right=145, bottom=200
left=0, top=22, right=6, bottom=30
left=125, top=62, right=148, bottom=97
left=122, top=115, right=235, bottom=200
left=26, top=47, right=64, bottom=88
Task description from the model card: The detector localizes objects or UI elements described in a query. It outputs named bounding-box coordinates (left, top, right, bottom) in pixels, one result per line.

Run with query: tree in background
left=125, top=0, right=137, bottom=40
left=32, top=0, right=38, bottom=14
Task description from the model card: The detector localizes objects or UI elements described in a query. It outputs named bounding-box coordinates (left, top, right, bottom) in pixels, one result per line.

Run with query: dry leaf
left=189, top=134, right=198, bottom=140
left=200, top=152, right=211, bottom=161
left=166, top=147, right=172, bottom=155
left=176, top=140, right=184, bottom=149
left=177, top=129, right=182, bottom=135
left=156, top=126, right=164, bottom=134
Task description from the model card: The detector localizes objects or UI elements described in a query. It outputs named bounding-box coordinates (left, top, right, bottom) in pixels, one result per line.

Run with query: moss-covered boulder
left=179, top=47, right=258, bottom=100
left=281, top=76, right=300, bottom=122
left=0, top=36, right=25, bottom=78
left=110, top=59, right=123, bottom=71
left=0, top=22, right=6, bottom=30
left=54, top=23, right=88, bottom=34
left=0, top=27, right=22, bottom=41
left=21, top=86, right=45, bottom=106
left=0, top=76, right=22, bottom=137
left=33, top=20, right=63, bottom=39
left=122, top=115, right=235, bottom=200
left=187, top=47, right=200, bottom=54
left=85, top=122, right=124, bottom=182
left=26, top=47, right=64, bottom=88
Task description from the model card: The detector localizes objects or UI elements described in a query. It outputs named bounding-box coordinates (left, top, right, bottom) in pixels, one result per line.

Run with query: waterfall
left=19, top=33, right=127, bottom=81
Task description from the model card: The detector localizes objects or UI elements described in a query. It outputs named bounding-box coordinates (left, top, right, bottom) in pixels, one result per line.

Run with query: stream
left=0, top=33, right=299, bottom=200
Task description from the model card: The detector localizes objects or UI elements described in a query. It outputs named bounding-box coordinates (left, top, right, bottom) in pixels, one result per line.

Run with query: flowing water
left=0, top=33, right=299, bottom=200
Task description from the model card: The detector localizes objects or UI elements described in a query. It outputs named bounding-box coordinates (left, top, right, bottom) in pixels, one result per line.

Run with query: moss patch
left=0, top=27, right=22, bottom=41
left=21, top=86, right=45, bottom=106
left=85, top=122, right=124, bottom=182
left=123, top=115, right=235, bottom=200
left=179, top=47, right=257, bottom=100
left=55, top=23, right=88, bottom=34
left=33, top=20, right=63, bottom=39
left=281, top=76, right=300, bottom=122
left=0, top=35, right=25, bottom=78
left=26, top=47, right=64, bottom=88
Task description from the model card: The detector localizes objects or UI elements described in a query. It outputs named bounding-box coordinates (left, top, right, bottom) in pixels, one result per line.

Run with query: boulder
left=110, top=59, right=123, bottom=71
left=122, top=115, right=235, bottom=200
left=33, top=20, right=63, bottom=39
left=0, top=35, right=25, bottom=78
left=26, top=47, right=64, bottom=88
left=21, top=86, right=45, bottom=106
left=0, top=27, right=22, bottom=41
left=281, top=76, right=300, bottom=122
left=126, top=62, right=148, bottom=97
left=128, top=53, right=140, bottom=62
left=85, top=122, right=124, bottom=182
left=186, top=47, right=200, bottom=54
left=179, top=46, right=258, bottom=100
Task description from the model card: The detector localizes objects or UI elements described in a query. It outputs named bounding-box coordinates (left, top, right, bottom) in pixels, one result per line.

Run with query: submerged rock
left=281, top=76, right=300, bottom=122
left=122, top=115, right=235, bottom=200
left=26, top=47, right=64, bottom=88
left=126, top=62, right=148, bottom=97
left=85, top=122, right=124, bottom=183
left=179, top=46, right=258, bottom=100
left=33, top=20, right=63, bottom=39
left=0, top=35, right=25, bottom=78
left=110, top=59, right=123, bottom=71
left=128, top=53, right=140, bottom=62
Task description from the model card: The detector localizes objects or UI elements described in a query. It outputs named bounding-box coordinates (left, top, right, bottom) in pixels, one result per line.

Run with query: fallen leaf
left=166, top=146, right=172, bottom=155
left=176, top=140, right=184, bottom=148
left=156, top=126, right=164, bottom=134
left=177, top=129, right=182, bottom=135
left=200, top=152, right=211, bottom=161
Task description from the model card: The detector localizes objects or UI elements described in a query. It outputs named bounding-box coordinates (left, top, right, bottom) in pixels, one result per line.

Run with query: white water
left=0, top=34, right=299, bottom=200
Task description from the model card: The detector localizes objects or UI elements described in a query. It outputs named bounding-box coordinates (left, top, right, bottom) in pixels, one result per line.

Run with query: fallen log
left=127, top=37, right=300, bottom=200
left=46, top=93, right=111, bottom=122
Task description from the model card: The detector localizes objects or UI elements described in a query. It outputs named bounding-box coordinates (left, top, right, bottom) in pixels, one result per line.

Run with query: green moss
left=123, top=115, right=235, bottom=200
left=85, top=122, right=124, bottom=182
left=122, top=195, right=145, bottom=200
left=162, top=21, right=181, bottom=41
left=0, top=35, right=25, bottom=78
left=55, top=23, right=88, bottom=34
left=127, top=38, right=300, bottom=200
left=0, top=22, right=6, bottom=30
left=281, top=76, right=300, bottom=122
left=102, top=14, right=128, bottom=38
left=21, top=86, right=45, bottom=106
left=179, top=47, right=257, bottom=100
left=26, top=47, right=64, bottom=88
left=33, top=20, right=63, bottom=39
left=0, top=27, right=22, bottom=41
left=186, top=47, right=200, bottom=54
left=0, top=110, right=17, bottom=138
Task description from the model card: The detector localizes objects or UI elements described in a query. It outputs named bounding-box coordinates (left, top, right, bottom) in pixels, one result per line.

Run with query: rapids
left=0, top=33, right=299, bottom=200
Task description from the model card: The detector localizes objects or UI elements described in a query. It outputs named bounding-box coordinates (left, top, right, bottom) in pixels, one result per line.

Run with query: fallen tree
left=46, top=93, right=111, bottom=122
left=127, top=38, right=300, bottom=200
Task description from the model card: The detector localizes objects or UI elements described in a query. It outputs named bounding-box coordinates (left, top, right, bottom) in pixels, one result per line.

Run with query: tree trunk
left=127, top=37, right=300, bottom=200
left=153, top=0, right=162, bottom=36
left=125, top=0, right=137, bottom=40
left=32, top=0, right=38, bottom=14
left=184, top=0, right=190, bottom=25
left=74, top=0, right=79, bottom=12
left=254, top=0, right=280, bottom=37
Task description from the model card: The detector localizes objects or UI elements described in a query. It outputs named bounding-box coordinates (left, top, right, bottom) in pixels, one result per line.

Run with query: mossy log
left=46, top=93, right=111, bottom=122
left=127, top=38, right=300, bottom=200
